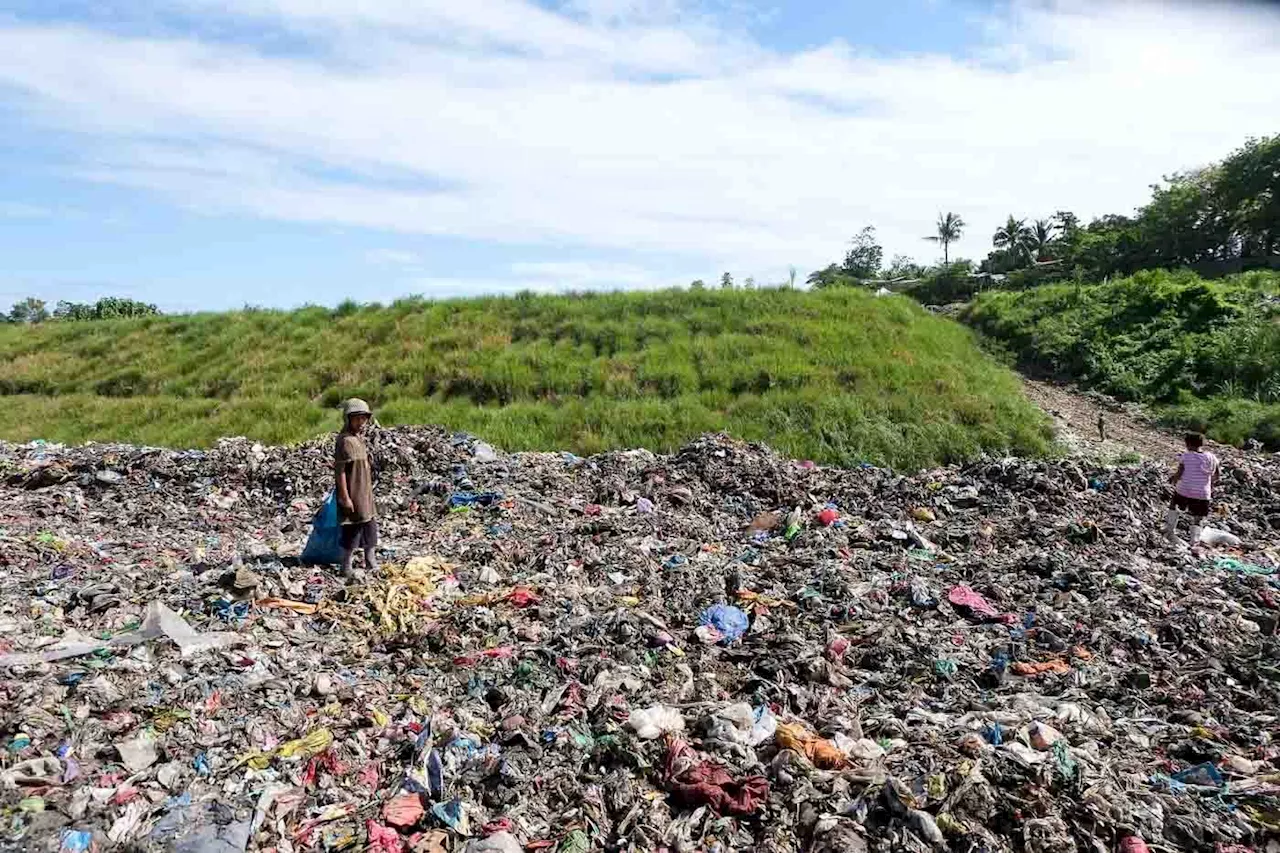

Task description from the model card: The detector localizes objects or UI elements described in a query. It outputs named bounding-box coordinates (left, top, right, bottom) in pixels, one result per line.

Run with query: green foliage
left=964, top=269, right=1280, bottom=447
left=992, top=216, right=1035, bottom=269
left=8, top=296, right=159, bottom=323
left=924, top=212, right=965, bottom=264
left=53, top=297, right=161, bottom=321
left=990, top=135, right=1280, bottom=282
left=0, top=287, right=1052, bottom=468
left=8, top=298, right=49, bottom=324
left=1029, top=219, right=1056, bottom=261
left=807, top=264, right=857, bottom=290
left=885, top=255, right=925, bottom=281
left=842, top=226, right=883, bottom=280
left=906, top=261, right=977, bottom=304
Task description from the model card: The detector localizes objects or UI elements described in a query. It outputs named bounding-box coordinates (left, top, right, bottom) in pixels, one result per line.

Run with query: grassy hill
left=964, top=269, right=1280, bottom=447
left=0, top=287, right=1051, bottom=468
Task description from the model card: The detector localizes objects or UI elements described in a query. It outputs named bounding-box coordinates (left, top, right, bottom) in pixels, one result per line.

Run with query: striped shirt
left=1176, top=450, right=1219, bottom=500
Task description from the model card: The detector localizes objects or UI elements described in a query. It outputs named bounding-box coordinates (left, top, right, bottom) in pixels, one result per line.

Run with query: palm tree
left=1029, top=219, right=1056, bottom=261
left=924, top=212, right=965, bottom=264
left=992, top=215, right=1034, bottom=267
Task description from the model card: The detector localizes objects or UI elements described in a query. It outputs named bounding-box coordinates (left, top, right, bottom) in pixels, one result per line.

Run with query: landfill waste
left=1, top=428, right=1280, bottom=852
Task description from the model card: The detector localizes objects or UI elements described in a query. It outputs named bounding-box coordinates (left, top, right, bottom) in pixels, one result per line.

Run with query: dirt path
left=1021, top=378, right=1182, bottom=461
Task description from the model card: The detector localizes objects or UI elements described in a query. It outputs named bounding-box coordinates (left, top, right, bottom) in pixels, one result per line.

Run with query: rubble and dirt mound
left=2, top=428, right=1279, bottom=853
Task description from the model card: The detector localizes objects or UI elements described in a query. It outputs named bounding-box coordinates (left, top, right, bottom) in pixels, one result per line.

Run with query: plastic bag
left=1199, top=527, right=1241, bottom=547
left=776, top=722, right=847, bottom=769
left=301, top=492, right=343, bottom=565
left=698, top=605, right=749, bottom=644
left=628, top=705, right=686, bottom=739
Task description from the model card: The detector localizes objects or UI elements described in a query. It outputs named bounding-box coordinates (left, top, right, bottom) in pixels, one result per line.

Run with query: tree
left=94, top=297, right=159, bottom=319
left=8, top=297, right=48, bottom=324
left=1052, top=211, right=1081, bottom=241
left=924, top=212, right=965, bottom=264
left=720, top=272, right=734, bottom=290
left=992, top=216, right=1034, bottom=268
left=842, top=226, right=883, bottom=279
left=51, top=297, right=160, bottom=321
left=690, top=279, right=706, bottom=291
left=807, top=264, right=852, bottom=289
left=1029, top=219, right=1057, bottom=261
left=54, top=301, right=95, bottom=321
left=884, top=255, right=925, bottom=280
left=744, top=276, right=756, bottom=289
left=1216, top=135, right=1280, bottom=258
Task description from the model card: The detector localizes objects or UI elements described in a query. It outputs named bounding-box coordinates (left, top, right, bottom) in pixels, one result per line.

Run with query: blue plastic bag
left=699, top=604, right=749, bottom=644
left=301, top=492, right=343, bottom=565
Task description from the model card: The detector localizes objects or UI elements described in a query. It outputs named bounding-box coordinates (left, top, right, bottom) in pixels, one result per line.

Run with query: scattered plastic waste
left=0, top=428, right=1278, bottom=851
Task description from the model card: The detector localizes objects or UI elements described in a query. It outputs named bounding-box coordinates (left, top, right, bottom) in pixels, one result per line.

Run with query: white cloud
left=365, top=248, right=424, bottom=267
left=0, top=0, right=1278, bottom=289
left=410, top=258, right=688, bottom=298
left=0, top=202, right=53, bottom=218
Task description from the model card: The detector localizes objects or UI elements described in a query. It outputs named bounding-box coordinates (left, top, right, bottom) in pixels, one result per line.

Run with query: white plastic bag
left=1199, top=527, right=1242, bottom=547
left=627, top=705, right=685, bottom=740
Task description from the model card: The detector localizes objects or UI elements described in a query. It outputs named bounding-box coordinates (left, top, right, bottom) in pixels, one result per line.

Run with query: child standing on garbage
left=335, top=398, right=378, bottom=579
left=1165, top=432, right=1220, bottom=547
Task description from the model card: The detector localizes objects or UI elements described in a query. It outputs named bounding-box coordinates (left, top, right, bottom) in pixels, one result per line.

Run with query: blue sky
left=1, top=0, right=1278, bottom=312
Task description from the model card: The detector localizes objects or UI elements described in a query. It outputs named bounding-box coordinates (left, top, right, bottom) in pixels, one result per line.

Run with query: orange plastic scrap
left=382, top=792, right=425, bottom=828
left=256, top=597, right=319, bottom=615
left=1010, top=659, right=1070, bottom=677
left=775, top=722, right=846, bottom=769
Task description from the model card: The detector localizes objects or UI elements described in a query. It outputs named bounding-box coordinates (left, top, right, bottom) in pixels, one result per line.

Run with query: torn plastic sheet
left=0, top=601, right=239, bottom=667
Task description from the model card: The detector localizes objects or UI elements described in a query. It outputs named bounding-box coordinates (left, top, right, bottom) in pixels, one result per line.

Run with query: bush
left=964, top=269, right=1280, bottom=447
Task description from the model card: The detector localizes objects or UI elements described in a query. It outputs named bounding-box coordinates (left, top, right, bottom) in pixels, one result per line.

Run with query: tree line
left=3, top=296, right=161, bottom=324
left=808, top=133, right=1280, bottom=295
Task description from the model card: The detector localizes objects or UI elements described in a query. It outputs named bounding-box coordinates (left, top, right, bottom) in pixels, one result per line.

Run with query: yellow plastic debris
left=276, top=728, right=334, bottom=761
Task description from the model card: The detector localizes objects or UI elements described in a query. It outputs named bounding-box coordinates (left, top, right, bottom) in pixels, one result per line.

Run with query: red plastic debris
left=382, top=792, right=425, bottom=829
left=664, top=739, right=769, bottom=816
left=508, top=587, right=541, bottom=608
left=366, top=820, right=406, bottom=853
left=947, top=584, right=1004, bottom=622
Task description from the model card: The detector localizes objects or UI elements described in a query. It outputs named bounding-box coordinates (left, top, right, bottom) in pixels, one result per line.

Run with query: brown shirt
left=335, top=431, right=376, bottom=524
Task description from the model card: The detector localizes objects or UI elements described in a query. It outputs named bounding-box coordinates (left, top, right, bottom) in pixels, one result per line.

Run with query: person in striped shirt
left=1164, top=432, right=1220, bottom=547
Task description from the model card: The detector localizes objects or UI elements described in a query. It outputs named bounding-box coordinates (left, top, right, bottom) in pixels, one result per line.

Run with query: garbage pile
left=2, top=428, right=1280, bottom=853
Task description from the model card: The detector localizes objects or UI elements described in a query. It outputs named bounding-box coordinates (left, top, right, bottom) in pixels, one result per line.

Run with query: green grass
left=0, top=287, right=1052, bottom=468
left=963, top=269, right=1280, bottom=448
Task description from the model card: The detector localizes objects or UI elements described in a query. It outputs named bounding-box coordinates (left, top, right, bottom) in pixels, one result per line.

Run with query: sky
left=1, top=0, right=1278, bottom=312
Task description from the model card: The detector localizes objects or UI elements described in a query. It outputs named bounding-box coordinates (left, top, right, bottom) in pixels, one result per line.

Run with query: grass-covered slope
left=0, top=288, right=1050, bottom=468
left=964, top=269, right=1280, bottom=447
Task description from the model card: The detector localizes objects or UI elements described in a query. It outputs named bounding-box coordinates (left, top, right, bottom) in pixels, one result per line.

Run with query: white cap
left=342, top=398, right=371, bottom=417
